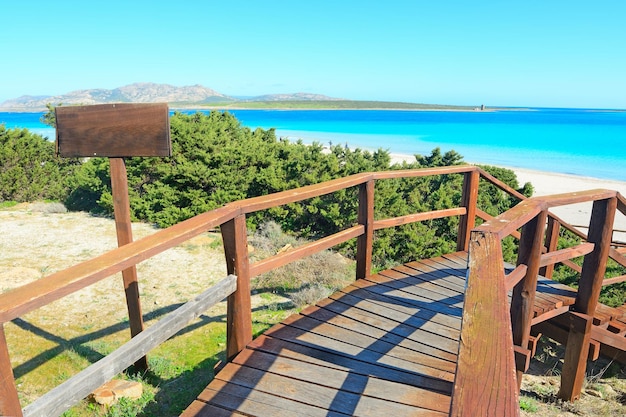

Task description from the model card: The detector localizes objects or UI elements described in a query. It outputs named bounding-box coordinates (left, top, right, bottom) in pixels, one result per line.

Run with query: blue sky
left=2, top=1, right=626, bottom=108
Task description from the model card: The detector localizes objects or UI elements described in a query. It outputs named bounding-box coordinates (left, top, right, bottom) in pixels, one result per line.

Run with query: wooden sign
left=55, top=103, right=171, bottom=157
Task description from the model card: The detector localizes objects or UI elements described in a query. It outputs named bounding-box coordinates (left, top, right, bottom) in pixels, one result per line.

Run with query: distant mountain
left=248, top=92, right=342, bottom=101
left=0, top=83, right=342, bottom=111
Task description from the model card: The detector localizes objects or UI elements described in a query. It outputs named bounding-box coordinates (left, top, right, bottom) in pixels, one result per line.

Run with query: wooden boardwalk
left=183, top=252, right=467, bottom=416
left=182, top=250, right=626, bottom=416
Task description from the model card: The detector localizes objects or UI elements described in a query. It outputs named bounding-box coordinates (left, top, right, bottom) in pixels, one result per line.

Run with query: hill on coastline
left=0, top=82, right=477, bottom=111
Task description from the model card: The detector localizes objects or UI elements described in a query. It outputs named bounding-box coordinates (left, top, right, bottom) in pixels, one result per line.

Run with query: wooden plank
left=373, top=207, right=466, bottom=231
left=232, top=349, right=452, bottom=413
left=531, top=305, right=570, bottom=326
left=263, top=322, right=452, bottom=380
left=250, top=225, right=363, bottom=278
left=477, top=167, right=528, bottom=201
left=320, top=293, right=460, bottom=347
left=279, top=314, right=456, bottom=382
left=181, top=400, right=248, bottom=417
left=319, top=294, right=461, bottom=350
left=372, top=165, right=475, bottom=180
left=196, top=379, right=344, bottom=417
left=55, top=103, right=171, bottom=157
left=532, top=321, right=600, bottom=361
left=608, top=248, right=626, bottom=268
left=539, top=242, right=595, bottom=268
left=428, top=255, right=474, bottom=280
left=540, top=216, right=561, bottom=278
left=381, top=265, right=465, bottom=294
left=213, top=362, right=447, bottom=416
left=510, top=210, right=548, bottom=382
left=363, top=274, right=464, bottom=308
left=450, top=232, right=519, bottom=417
left=385, top=265, right=466, bottom=296
left=302, top=303, right=458, bottom=368
left=22, top=275, right=237, bottom=417
left=543, top=189, right=617, bottom=208
left=339, top=282, right=462, bottom=329
left=505, top=265, right=528, bottom=291
left=602, top=274, right=626, bottom=287
left=406, top=259, right=468, bottom=289
left=246, top=334, right=453, bottom=393
left=477, top=198, right=543, bottom=240
left=347, top=279, right=463, bottom=319
left=380, top=260, right=467, bottom=292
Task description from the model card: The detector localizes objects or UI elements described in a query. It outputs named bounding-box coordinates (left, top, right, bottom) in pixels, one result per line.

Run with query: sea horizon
left=2, top=108, right=626, bottom=182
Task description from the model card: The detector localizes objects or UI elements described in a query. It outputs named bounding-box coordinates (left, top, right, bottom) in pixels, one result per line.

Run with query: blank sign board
left=55, top=103, right=171, bottom=157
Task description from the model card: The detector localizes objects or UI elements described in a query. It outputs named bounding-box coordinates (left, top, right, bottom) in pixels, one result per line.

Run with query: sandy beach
left=512, top=167, right=626, bottom=242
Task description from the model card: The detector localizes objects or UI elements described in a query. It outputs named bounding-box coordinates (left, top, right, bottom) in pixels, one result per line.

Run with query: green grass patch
left=0, top=200, right=18, bottom=208
left=519, top=396, right=539, bottom=412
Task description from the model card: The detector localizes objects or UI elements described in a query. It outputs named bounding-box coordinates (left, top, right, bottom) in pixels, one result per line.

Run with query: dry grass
left=249, top=221, right=354, bottom=307
left=520, top=337, right=626, bottom=416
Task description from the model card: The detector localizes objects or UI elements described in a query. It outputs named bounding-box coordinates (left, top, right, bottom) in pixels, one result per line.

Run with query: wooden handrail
left=249, top=225, right=365, bottom=277
left=451, top=231, right=520, bottom=416
left=0, top=205, right=236, bottom=323
left=458, top=189, right=625, bottom=405
left=538, top=243, right=595, bottom=268
left=373, top=208, right=466, bottom=230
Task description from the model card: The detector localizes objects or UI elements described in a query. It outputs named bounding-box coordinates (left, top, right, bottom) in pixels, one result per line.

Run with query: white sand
left=390, top=154, right=626, bottom=242
left=512, top=167, right=626, bottom=242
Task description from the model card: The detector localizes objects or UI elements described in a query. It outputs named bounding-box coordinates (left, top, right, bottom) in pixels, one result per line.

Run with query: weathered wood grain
left=450, top=232, right=519, bottom=417
left=55, top=103, right=171, bottom=157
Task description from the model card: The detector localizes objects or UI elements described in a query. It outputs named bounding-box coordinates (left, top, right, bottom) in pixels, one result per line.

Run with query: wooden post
left=558, top=312, right=593, bottom=401
left=221, top=215, right=252, bottom=361
left=0, top=325, right=23, bottom=417
left=539, top=216, right=560, bottom=279
left=109, top=158, right=148, bottom=371
left=457, top=169, right=479, bottom=252
left=356, top=180, right=375, bottom=279
left=574, top=197, right=617, bottom=314
left=559, top=197, right=616, bottom=401
left=510, top=210, right=548, bottom=387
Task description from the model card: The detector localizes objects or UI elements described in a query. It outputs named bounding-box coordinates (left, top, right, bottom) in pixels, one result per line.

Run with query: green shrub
left=55, top=110, right=529, bottom=269
left=0, top=125, right=80, bottom=203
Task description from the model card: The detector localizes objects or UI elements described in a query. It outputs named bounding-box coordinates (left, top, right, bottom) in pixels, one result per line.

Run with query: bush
left=0, top=125, right=80, bottom=203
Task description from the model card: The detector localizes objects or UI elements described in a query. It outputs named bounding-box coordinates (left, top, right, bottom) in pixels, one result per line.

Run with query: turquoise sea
left=2, top=108, right=625, bottom=181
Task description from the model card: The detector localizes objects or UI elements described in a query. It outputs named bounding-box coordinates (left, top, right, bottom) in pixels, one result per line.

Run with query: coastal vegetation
left=21, top=109, right=530, bottom=268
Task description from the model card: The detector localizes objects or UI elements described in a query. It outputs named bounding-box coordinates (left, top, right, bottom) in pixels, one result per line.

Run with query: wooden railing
left=1, top=164, right=625, bottom=416
left=452, top=188, right=626, bottom=415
